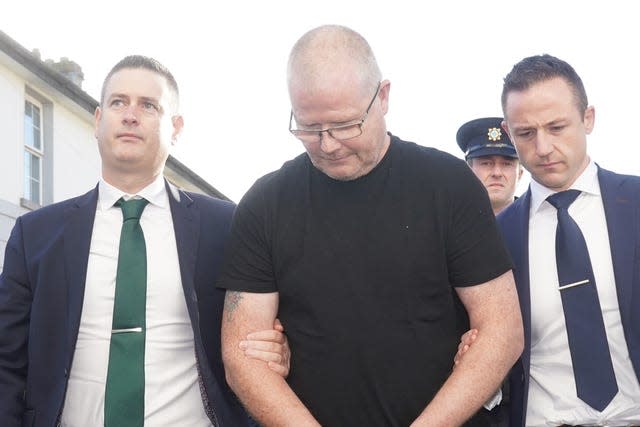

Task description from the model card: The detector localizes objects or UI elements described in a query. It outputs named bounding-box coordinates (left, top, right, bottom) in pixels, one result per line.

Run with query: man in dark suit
left=457, top=54, right=640, bottom=426
left=497, top=55, right=640, bottom=426
left=0, top=55, right=287, bottom=427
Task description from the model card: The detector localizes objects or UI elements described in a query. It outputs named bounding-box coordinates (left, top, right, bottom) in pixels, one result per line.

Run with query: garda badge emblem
left=487, top=127, right=502, bottom=142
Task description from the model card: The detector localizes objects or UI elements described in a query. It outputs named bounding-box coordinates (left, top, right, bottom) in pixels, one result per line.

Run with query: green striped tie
left=105, top=198, right=149, bottom=427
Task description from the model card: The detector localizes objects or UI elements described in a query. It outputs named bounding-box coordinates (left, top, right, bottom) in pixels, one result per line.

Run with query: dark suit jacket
left=497, top=167, right=640, bottom=427
left=0, top=182, right=251, bottom=427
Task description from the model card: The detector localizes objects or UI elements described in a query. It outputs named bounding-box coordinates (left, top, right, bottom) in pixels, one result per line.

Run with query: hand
left=239, top=319, right=291, bottom=377
left=453, top=328, right=478, bottom=368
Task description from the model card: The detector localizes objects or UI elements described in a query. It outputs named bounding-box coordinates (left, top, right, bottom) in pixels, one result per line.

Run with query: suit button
left=64, top=368, right=69, bottom=378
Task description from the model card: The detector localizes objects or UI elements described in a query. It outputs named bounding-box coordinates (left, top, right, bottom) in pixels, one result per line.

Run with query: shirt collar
left=530, top=159, right=601, bottom=214
left=98, top=174, right=168, bottom=211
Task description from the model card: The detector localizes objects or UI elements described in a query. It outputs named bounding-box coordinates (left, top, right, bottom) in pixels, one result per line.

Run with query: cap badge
left=487, top=127, right=502, bottom=142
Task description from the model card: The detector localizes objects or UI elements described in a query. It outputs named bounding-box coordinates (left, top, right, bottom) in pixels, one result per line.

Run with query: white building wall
left=52, top=106, right=100, bottom=201
left=0, top=59, right=98, bottom=271
left=0, top=65, right=29, bottom=271
left=0, top=67, right=23, bottom=204
left=0, top=199, right=23, bottom=271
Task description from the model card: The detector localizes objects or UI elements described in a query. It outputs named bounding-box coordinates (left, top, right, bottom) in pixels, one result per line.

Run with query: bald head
left=287, top=25, right=381, bottom=96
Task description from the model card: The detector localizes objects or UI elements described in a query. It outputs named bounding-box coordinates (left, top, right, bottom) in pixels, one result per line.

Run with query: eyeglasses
left=289, top=82, right=381, bottom=143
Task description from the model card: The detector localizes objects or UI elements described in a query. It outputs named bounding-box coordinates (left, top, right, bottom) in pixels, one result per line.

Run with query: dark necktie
left=105, top=198, right=149, bottom=427
left=547, top=190, right=618, bottom=411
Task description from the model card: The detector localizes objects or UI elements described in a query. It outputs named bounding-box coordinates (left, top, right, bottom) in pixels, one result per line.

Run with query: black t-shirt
left=219, top=135, right=513, bottom=427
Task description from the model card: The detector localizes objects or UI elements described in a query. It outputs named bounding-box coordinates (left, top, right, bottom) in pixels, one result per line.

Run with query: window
left=24, top=98, right=43, bottom=205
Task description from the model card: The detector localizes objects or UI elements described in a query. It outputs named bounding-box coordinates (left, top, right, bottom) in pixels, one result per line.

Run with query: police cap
left=456, top=117, right=518, bottom=160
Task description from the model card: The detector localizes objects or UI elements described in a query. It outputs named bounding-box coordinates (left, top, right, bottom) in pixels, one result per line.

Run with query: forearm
left=0, top=319, right=28, bottom=427
left=0, top=359, right=24, bottom=427
left=411, top=323, right=521, bottom=426
left=412, top=271, right=523, bottom=426
left=0, top=385, right=23, bottom=427
left=224, top=352, right=319, bottom=426
left=0, top=223, right=30, bottom=427
left=221, top=291, right=319, bottom=426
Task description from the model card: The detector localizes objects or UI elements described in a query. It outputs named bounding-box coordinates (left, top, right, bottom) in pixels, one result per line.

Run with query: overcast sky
left=3, top=1, right=639, bottom=201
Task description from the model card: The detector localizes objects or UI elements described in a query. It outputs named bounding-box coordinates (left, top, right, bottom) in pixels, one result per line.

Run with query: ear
left=501, top=120, right=512, bottom=139
left=94, top=106, right=102, bottom=139
left=517, top=163, right=524, bottom=181
left=583, top=106, right=595, bottom=135
left=378, top=79, right=391, bottom=115
left=171, top=115, right=184, bottom=144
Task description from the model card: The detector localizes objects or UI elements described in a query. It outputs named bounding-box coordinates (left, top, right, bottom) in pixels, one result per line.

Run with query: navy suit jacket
left=497, top=167, right=640, bottom=426
left=0, top=182, right=251, bottom=427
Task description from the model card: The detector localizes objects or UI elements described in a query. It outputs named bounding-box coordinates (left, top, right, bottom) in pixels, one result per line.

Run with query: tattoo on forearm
left=224, top=291, right=243, bottom=322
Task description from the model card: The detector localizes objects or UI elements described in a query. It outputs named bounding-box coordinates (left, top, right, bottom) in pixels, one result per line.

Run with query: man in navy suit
left=0, top=55, right=287, bottom=427
left=461, top=54, right=640, bottom=426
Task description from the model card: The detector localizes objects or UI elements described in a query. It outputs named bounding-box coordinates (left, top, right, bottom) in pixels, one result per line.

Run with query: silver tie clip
left=111, top=327, right=143, bottom=334
left=558, top=279, right=590, bottom=291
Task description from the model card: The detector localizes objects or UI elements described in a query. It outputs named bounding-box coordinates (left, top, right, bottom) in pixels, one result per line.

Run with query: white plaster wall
left=0, top=61, right=100, bottom=271
left=0, top=68, right=24, bottom=204
left=52, top=107, right=100, bottom=201
left=0, top=199, right=24, bottom=271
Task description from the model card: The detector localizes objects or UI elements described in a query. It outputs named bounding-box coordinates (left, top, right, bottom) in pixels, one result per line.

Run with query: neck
left=492, top=198, right=514, bottom=216
left=103, top=170, right=161, bottom=195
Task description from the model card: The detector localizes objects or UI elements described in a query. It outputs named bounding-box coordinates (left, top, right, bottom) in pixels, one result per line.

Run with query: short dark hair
left=501, top=54, right=588, bottom=116
left=100, top=55, right=179, bottom=109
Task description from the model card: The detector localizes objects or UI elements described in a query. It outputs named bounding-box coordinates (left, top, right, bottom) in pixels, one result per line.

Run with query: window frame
left=23, top=96, right=44, bottom=207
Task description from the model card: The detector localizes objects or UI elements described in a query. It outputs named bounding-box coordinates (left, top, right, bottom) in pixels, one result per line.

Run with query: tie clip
left=111, top=327, right=143, bottom=334
left=558, top=279, right=589, bottom=291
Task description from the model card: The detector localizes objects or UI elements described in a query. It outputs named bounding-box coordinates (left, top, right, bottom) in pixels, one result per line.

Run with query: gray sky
left=3, top=0, right=639, bottom=201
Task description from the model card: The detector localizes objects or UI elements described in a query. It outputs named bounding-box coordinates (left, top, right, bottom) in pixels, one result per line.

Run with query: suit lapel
left=599, top=168, right=637, bottom=364
left=500, top=189, right=532, bottom=355
left=498, top=189, right=532, bottom=427
left=166, top=183, right=227, bottom=422
left=166, top=182, right=200, bottom=321
left=64, top=186, right=99, bottom=357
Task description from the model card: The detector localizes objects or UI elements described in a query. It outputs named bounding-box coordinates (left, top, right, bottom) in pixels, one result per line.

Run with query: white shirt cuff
left=483, top=388, right=502, bottom=411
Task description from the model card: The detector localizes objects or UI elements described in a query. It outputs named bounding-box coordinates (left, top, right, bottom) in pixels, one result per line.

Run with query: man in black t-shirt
left=219, top=25, right=524, bottom=427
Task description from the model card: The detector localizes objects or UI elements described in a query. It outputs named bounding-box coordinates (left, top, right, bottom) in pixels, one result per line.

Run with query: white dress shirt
left=60, top=176, right=212, bottom=427
left=526, top=161, right=640, bottom=426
